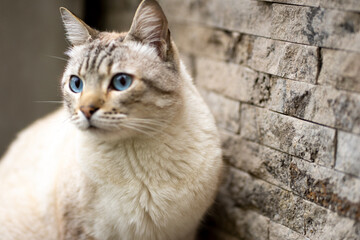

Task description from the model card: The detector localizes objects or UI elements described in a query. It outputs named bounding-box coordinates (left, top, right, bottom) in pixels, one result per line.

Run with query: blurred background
left=0, top=0, right=143, bottom=155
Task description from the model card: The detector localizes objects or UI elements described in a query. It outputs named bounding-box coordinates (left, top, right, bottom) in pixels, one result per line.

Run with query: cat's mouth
left=86, top=124, right=102, bottom=132
left=86, top=125, right=109, bottom=134
left=86, top=124, right=110, bottom=133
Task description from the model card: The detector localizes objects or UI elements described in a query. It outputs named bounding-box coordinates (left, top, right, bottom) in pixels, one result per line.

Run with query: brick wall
left=160, top=0, right=360, bottom=239
left=103, top=0, right=360, bottom=239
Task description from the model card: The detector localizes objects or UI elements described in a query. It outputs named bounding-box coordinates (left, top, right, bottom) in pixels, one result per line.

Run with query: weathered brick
left=227, top=167, right=305, bottom=232
left=268, top=77, right=360, bottom=134
left=271, top=4, right=360, bottom=52
left=221, top=131, right=360, bottom=220
left=158, top=0, right=198, bottom=23
left=269, top=221, right=310, bottom=240
left=221, top=132, right=292, bottom=191
left=320, top=0, right=360, bottom=12
left=171, top=24, right=235, bottom=61
left=259, top=0, right=319, bottom=7
left=199, top=89, right=240, bottom=133
left=196, top=58, right=271, bottom=106
left=267, top=78, right=316, bottom=120
left=247, top=37, right=319, bottom=83
left=304, top=201, right=360, bottom=239
left=336, top=131, right=360, bottom=177
left=210, top=192, right=270, bottom=240
left=289, top=158, right=360, bottom=221
left=240, top=105, right=336, bottom=166
left=318, top=49, right=360, bottom=94
left=230, top=208, right=269, bottom=240
left=161, top=0, right=272, bottom=37
left=260, top=0, right=360, bottom=12
left=233, top=34, right=256, bottom=65
left=327, top=92, right=360, bottom=134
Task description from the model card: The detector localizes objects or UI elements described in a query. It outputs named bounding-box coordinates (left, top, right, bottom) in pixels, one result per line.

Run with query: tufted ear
left=60, top=7, right=98, bottom=46
left=126, top=0, right=170, bottom=60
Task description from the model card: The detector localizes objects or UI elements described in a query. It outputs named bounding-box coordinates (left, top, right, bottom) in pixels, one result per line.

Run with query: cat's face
left=60, top=0, right=183, bottom=140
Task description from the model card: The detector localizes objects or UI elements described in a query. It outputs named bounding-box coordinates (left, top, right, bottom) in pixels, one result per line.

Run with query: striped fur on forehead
left=64, top=32, right=180, bottom=93
left=65, top=35, right=160, bottom=75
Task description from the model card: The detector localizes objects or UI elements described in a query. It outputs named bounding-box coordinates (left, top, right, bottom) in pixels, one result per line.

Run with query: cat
left=0, top=0, right=223, bottom=239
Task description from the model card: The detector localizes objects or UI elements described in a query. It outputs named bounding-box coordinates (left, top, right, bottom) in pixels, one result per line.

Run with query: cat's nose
left=80, top=105, right=99, bottom=120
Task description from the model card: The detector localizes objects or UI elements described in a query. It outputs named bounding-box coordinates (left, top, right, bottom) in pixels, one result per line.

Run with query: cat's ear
left=126, top=0, right=170, bottom=59
left=60, top=7, right=98, bottom=46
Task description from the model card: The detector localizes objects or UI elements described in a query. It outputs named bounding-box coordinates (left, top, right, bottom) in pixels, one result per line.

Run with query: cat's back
left=0, top=108, right=75, bottom=240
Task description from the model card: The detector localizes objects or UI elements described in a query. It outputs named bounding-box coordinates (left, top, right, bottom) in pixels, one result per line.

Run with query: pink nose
left=80, top=105, right=99, bottom=119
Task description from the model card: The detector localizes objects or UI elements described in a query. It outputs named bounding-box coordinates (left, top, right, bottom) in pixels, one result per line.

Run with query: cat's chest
left=83, top=173, right=191, bottom=240
left=77, top=137, right=191, bottom=187
left=72, top=137, right=204, bottom=239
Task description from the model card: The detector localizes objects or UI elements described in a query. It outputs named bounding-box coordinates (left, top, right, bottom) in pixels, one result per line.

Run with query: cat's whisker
left=125, top=121, right=161, bottom=133
left=130, top=117, right=171, bottom=125
left=117, top=123, right=157, bottom=139
left=45, top=55, right=68, bottom=62
left=128, top=118, right=175, bottom=130
left=124, top=121, right=173, bottom=139
left=34, top=101, right=63, bottom=104
left=129, top=119, right=168, bottom=128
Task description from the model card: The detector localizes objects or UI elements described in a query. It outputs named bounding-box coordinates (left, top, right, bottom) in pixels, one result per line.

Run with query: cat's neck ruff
left=75, top=110, right=201, bottom=188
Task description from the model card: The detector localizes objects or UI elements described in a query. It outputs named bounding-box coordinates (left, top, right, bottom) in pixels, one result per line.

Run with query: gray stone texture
left=226, top=167, right=305, bottom=232
left=268, top=77, right=360, bottom=134
left=304, top=201, right=360, bottom=239
left=336, top=131, right=360, bottom=177
left=320, top=0, right=360, bottom=12
left=210, top=194, right=270, bottom=240
left=221, top=131, right=360, bottom=221
left=269, top=221, right=310, bottom=240
left=160, top=0, right=272, bottom=37
left=225, top=168, right=360, bottom=238
left=171, top=24, right=236, bottom=62
left=240, top=105, right=336, bottom=166
left=247, top=38, right=319, bottom=83
left=259, top=0, right=320, bottom=7
left=199, top=89, right=240, bottom=133
left=318, top=49, right=360, bottom=93
left=221, top=131, right=292, bottom=191
left=290, top=157, right=360, bottom=220
left=259, top=0, right=360, bottom=12
left=271, top=4, right=360, bottom=52
left=233, top=34, right=256, bottom=65
left=196, top=58, right=271, bottom=106
left=189, top=26, right=320, bottom=84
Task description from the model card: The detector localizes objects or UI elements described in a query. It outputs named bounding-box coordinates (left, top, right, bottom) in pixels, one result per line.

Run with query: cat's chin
left=79, top=125, right=137, bottom=141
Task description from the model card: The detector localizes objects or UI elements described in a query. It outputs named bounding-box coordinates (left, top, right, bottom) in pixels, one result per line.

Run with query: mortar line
left=333, top=129, right=338, bottom=169
left=172, top=21, right=360, bottom=54
left=228, top=166, right=359, bottom=228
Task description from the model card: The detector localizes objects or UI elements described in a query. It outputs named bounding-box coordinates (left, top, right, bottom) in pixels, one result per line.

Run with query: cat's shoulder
left=14, top=107, right=67, bottom=141
left=1, top=107, right=71, bottom=162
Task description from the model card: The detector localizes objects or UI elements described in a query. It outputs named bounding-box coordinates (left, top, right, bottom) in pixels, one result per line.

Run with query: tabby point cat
left=0, top=0, right=223, bottom=239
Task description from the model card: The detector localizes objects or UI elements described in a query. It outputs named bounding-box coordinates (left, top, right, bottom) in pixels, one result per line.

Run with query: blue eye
left=69, top=76, right=83, bottom=93
left=112, top=73, right=132, bottom=91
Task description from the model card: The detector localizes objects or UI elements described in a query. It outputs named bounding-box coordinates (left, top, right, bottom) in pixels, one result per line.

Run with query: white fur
left=0, top=61, right=223, bottom=240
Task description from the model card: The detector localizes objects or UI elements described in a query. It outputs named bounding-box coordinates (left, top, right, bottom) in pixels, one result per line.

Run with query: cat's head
left=60, top=0, right=184, bottom=140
